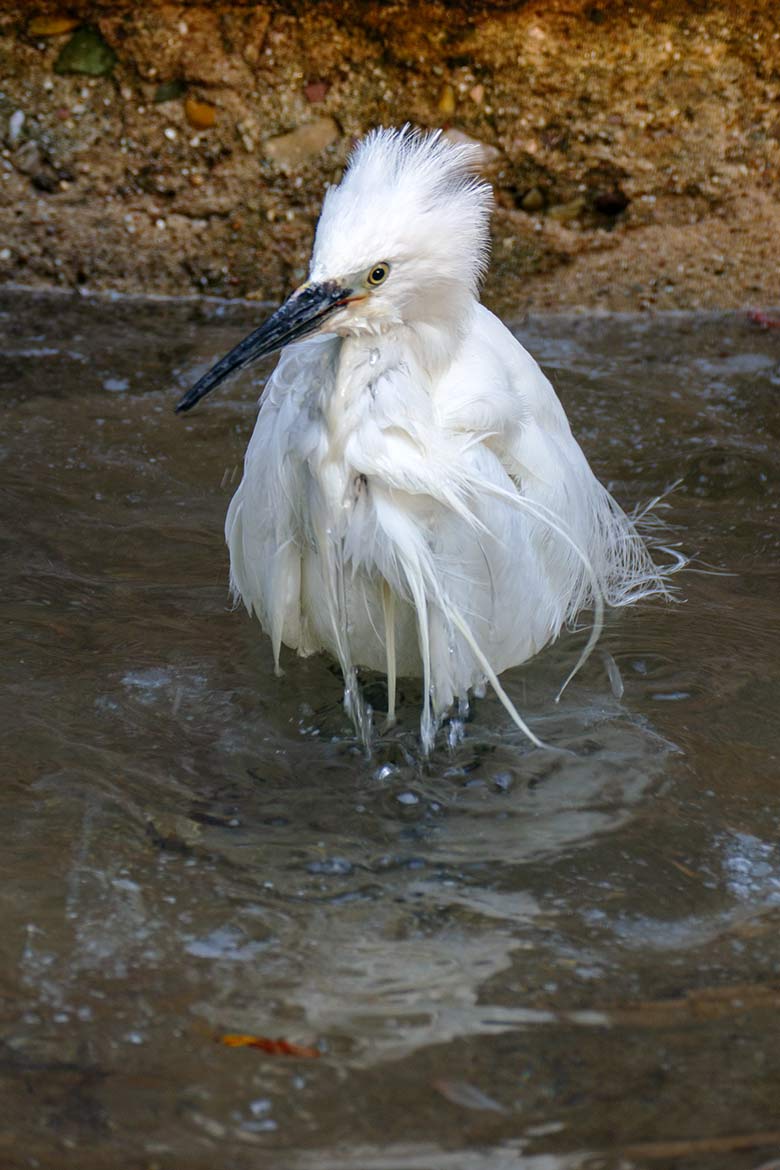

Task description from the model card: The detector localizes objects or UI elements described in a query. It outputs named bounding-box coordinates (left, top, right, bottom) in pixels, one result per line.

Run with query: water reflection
left=2, top=291, right=779, bottom=1168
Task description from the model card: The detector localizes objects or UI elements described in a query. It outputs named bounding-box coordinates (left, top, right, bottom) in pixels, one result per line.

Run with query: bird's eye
left=367, top=263, right=390, bottom=286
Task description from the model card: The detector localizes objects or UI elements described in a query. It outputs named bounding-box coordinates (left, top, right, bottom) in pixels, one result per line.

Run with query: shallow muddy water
left=1, top=290, right=779, bottom=1170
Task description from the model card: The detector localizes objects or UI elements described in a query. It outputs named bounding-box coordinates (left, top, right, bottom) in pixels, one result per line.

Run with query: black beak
left=175, top=280, right=351, bottom=413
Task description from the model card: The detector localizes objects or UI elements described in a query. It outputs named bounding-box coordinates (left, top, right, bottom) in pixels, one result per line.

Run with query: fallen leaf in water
left=433, top=1079, right=506, bottom=1113
left=219, top=1033, right=320, bottom=1058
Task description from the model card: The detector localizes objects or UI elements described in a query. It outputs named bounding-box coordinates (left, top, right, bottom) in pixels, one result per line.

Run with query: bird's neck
left=406, top=318, right=464, bottom=379
left=342, top=299, right=475, bottom=383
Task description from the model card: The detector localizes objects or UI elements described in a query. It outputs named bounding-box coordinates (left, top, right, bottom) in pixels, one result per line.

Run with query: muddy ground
left=1, top=0, right=779, bottom=313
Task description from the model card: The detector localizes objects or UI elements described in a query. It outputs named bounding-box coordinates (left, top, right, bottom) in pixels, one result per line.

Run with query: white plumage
left=179, top=127, right=670, bottom=752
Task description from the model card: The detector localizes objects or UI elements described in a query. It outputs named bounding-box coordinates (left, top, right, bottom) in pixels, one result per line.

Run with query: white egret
left=176, top=127, right=671, bottom=752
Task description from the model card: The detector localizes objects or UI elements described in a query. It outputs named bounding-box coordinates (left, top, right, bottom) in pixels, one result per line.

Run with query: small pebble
left=304, top=80, right=330, bottom=104
left=13, top=140, right=42, bottom=176
left=185, top=98, right=217, bottom=129
left=469, top=84, right=485, bottom=104
left=547, top=196, right=587, bottom=223
left=54, top=26, right=116, bottom=77
left=154, top=80, right=187, bottom=104
left=441, top=128, right=500, bottom=165
left=521, top=186, right=545, bottom=212
left=8, top=110, right=25, bottom=147
left=28, top=15, right=80, bottom=36
left=438, top=83, right=456, bottom=116
left=263, top=118, right=339, bottom=170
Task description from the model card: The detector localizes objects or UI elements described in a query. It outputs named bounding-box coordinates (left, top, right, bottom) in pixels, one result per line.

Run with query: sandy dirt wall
left=1, top=1, right=779, bottom=312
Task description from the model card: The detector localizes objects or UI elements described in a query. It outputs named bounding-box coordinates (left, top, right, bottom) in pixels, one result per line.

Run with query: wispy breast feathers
left=311, top=126, right=493, bottom=294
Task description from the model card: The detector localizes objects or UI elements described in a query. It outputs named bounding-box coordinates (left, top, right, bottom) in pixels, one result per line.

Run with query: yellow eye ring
left=367, top=262, right=390, bottom=286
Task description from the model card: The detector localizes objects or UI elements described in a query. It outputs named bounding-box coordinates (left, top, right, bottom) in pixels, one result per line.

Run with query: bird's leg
left=381, top=580, right=397, bottom=730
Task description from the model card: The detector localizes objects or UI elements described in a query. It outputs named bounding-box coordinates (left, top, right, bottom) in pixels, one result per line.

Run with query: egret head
left=176, top=127, right=492, bottom=412
left=308, top=126, right=492, bottom=334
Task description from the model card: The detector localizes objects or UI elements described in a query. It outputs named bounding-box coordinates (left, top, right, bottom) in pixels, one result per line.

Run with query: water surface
left=2, top=291, right=780, bottom=1169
